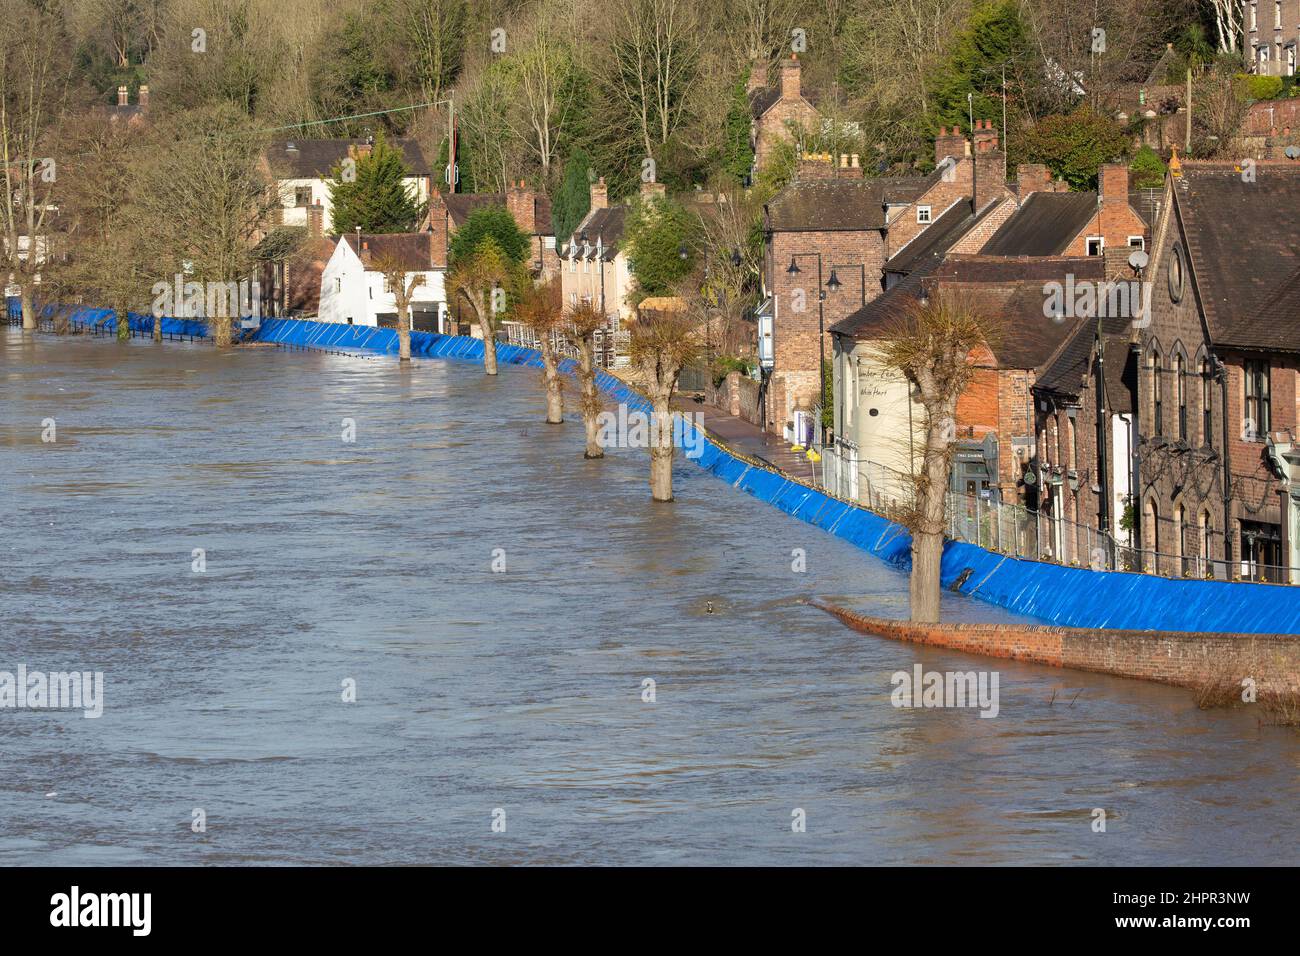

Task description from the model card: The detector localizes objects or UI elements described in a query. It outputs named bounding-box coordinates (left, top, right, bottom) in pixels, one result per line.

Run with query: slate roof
left=748, top=86, right=820, bottom=119
left=568, top=205, right=628, bottom=260
left=884, top=200, right=978, bottom=276
left=832, top=255, right=1104, bottom=371
left=1035, top=314, right=1134, bottom=399
left=980, top=192, right=1100, bottom=256
left=340, top=232, right=438, bottom=271
left=766, top=176, right=929, bottom=232
left=443, top=192, right=554, bottom=236
left=266, top=139, right=431, bottom=178
left=1173, top=162, right=1300, bottom=353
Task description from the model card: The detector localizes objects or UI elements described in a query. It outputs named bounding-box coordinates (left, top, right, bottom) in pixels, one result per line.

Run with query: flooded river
left=2, top=330, right=1299, bottom=865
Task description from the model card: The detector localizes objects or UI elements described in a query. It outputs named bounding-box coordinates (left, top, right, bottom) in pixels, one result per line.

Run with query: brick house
left=432, top=180, right=560, bottom=278
left=1132, top=158, right=1300, bottom=582
left=749, top=54, right=820, bottom=171
left=828, top=256, right=1094, bottom=508
left=1246, top=0, right=1300, bottom=75
left=977, top=163, right=1149, bottom=258
left=762, top=124, right=1009, bottom=440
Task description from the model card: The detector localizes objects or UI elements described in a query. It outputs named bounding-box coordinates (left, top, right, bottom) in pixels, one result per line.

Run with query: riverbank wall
left=813, top=600, right=1300, bottom=696
left=11, top=307, right=1300, bottom=636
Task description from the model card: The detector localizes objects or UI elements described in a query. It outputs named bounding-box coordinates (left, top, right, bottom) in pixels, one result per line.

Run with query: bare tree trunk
left=576, top=335, right=602, bottom=457
left=398, top=310, right=411, bottom=361
left=20, top=285, right=35, bottom=330
left=213, top=315, right=233, bottom=349
left=538, top=333, right=563, bottom=423
left=480, top=320, right=498, bottom=375
left=909, top=403, right=955, bottom=624
left=650, top=397, right=674, bottom=501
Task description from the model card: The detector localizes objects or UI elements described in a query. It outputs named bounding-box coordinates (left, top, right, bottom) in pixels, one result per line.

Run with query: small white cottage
left=318, top=232, right=447, bottom=331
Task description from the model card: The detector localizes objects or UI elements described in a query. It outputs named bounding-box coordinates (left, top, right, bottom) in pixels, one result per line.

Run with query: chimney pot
left=138, top=85, right=149, bottom=109
left=117, top=85, right=128, bottom=107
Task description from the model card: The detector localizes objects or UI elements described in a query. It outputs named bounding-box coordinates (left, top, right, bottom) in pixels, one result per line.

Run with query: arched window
left=1149, top=348, right=1163, bottom=436
left=1173, top=503, right=1185, bottom=573
left=1200, top=358, right=1213, bottom=446
left=1174, top=352, right=1187, bottom=441
left=1199, top=509, right=1213, bottom=576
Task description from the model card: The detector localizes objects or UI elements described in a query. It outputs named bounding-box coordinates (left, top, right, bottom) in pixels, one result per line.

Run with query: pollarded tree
left=514, top=278, right=566, bottom=423
left=328, top=134, right=424, bottom=234
left=566, top=302, right=608, bottom=458
left=630, top=296, right=699, bottom=502
left=874, top=292, right=995, bottom=624
left=446, top=236, right=518, bottom=375
left=372, top=254, right=426, bottom=362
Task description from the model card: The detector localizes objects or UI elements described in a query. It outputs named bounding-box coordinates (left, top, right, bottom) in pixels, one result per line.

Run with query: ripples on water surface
left=2, top=332, right=1298, bottom=865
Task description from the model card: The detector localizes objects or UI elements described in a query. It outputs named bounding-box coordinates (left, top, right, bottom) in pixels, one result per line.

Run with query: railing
left=821, top=440, right=1300, bottom=585
left=499, top=321, right=630, bottom=369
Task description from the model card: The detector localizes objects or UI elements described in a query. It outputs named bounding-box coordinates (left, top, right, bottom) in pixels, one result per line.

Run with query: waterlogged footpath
left=3, top=331, right=1300, bottom=865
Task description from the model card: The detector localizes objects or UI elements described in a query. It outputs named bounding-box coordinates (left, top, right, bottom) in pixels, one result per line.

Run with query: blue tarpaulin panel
left=11, top=307, right=1296, bottom=635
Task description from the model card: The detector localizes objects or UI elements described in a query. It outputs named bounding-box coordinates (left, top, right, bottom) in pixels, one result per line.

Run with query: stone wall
left=816, top=601, right=1300, bottom=693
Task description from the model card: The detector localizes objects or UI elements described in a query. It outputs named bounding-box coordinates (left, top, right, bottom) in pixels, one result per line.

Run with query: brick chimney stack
left=1099, top=163, right=1129, bottom=204
left=1016, top=164, right=1053, bottom=196
left=935, top=126, right=967, bottom=166
left=639, top=180, right=666, bottom=201
left=747, top=56, right=767, bottom=95
left=973, top=118, right=999, bottom=153
left=117, top=85, right=128, bottom=107
left=307, top=203, right=323, bottom=239
left=427, top=192, right=448, bottom=267
left=780, top=54, right=801, bottom=101
left=972, top=120, right=1006, bottom=210
left=590, top=176, right=608, bottom=211
left=138, top=85, right=150, bottom=110
left=506, top=179, right=536, bottom=234
left=795, top=152, right=835, bottom=181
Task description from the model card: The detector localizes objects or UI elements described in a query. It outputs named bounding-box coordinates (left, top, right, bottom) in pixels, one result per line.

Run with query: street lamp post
left=787, top=253, right=859, bottom=447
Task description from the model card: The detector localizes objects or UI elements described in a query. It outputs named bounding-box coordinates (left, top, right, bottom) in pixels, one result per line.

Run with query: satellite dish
left=1286, top=145, right=1300, bottom=160
left=1128, top=249, right=1150, bottom=271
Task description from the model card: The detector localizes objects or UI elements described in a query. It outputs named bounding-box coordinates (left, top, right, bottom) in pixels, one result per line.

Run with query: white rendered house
left=318, top=233, right=447, bottom=330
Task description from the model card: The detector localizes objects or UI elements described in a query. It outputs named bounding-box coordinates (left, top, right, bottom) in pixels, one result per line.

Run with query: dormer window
left=916, top=205, right=931, bottom=224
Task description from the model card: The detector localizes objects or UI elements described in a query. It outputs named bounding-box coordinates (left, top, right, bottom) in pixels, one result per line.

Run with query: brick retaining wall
left=814, top=600, right=1300, bottom=692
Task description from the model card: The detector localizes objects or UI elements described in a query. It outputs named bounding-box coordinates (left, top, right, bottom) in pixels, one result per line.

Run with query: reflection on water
left=2, top=331, right=1298, bottom=866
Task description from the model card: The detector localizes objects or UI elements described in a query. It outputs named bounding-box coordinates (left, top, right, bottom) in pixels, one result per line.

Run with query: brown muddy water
left=2, top=330, right=1299, bottom=865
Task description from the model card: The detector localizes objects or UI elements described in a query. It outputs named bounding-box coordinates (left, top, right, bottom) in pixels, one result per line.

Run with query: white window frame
left=1086, top=236, right=1104, bottom=256
left=1250, top=1, right=1258, bottom=32
left=916, top=205, right=932, bottom=224
left=1127, top=235, right=1145, bottom=250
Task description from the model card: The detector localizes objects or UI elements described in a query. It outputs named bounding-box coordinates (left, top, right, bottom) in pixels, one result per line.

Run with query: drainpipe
left=1095, top=321, right=1110, bottom=536
left=1213, top=350, right=1233, bottom=577
left=1129, top=342, right=1143, bottom=570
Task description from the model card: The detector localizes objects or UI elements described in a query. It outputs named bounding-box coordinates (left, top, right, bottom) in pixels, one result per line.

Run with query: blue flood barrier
left=11, top=305, right=1296, bottom=635
left=246, top=319, right=1300, bottom=634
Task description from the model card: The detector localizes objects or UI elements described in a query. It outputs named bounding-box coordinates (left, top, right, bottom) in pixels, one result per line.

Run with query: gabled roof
left=1035, top=314, right=1134, bottom=399
left=340, top=232, right=439, bottom=271
left=266, top=139, right=431, bottom=179
left=766, top=176, right=928, bottom=232
left=569, top=205, right=628, bottom=260
left=833, top=255, right=1103, bottom=371
left=748, top=86, right=819, bottom=119
left=443, top=192, right=554, bottom=236
left=884, top=199, right=978, bottom=276
left=1173, top=162, right=1300, bottom=353
left=980, top=191, right=1100, bottom=256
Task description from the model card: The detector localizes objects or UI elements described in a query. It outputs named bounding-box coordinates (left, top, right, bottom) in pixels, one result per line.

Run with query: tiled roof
left=1035, top=314, right=1134, bottom=399
left=341, top=232, right=438, bottom=271
left=569, top=206, right=628, bottom=259
left=884, top=200, right=978, bottom=276
left=980, top=192, right=1100, bottom=256
left=748, top=86, right=820, bottom=119
left=443, top=192, right=554, bottom=236
left=1174, top=163, right=1300, bottom=352
left=266, top=139, right=431, bottom=179
left=832, top=255, right=1106, bottom=372
left=766, top=176, right=928, bottom=232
